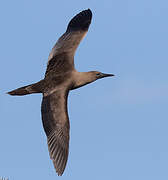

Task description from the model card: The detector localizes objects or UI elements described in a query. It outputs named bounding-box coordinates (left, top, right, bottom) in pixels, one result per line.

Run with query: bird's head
left=72, top=71, right=114, bottom=90
left=89, top=71, right=115, bottom=81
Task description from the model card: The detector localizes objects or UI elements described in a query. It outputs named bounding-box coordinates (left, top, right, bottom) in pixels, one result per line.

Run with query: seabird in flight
left=8, top=9, right=114, bottom=175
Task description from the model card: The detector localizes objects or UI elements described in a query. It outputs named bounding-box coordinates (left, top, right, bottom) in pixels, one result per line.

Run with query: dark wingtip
left=66, top=9, right=92, bottom=32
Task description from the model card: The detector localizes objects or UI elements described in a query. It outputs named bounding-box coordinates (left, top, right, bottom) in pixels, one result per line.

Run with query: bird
left=7, top=9, right=114, bottom=176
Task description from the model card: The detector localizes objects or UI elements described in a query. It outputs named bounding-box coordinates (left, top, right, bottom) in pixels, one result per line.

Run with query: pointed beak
left=100, top=73, right=115, bottom=78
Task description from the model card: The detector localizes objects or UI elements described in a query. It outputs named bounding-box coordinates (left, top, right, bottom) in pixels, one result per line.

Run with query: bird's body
left=8, top=9, right=114, bottom=175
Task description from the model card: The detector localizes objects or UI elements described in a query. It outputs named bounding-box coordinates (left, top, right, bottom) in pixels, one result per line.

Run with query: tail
left=7, top=80, right=44, bottom=96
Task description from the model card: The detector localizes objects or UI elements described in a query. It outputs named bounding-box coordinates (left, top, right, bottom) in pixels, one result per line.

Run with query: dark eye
left=96, top=72, right=101, bottom=76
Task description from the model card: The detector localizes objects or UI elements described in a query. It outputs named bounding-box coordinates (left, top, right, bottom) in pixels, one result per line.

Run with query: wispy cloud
left=96, top=79, right=168, bottom=105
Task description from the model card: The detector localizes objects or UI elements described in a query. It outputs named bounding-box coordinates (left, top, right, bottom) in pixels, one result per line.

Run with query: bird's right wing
left=48, top=9, right=92, bottom=61
left=41, top=89, right=70, bottom=176
left=45, top=9, right=92, bottom=77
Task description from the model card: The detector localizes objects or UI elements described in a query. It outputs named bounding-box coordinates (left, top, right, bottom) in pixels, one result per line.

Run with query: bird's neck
left=71, top=71, right=94, bottom=90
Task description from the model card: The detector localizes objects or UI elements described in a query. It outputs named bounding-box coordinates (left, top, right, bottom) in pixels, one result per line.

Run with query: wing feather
left=42, top=9, right=93, bottom=175
left=46, top=9, right=92, bottom=76
left=41, top=90, right=70, bottom=176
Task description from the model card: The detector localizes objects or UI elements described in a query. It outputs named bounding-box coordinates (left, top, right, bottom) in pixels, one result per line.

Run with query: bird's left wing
left=41, top=89, right=70, bottom=176
left=45, top=9, right=92, bottom=76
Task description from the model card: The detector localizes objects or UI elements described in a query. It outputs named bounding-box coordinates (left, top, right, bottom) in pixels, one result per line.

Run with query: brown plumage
left=7, top=9, right=114, bottom=175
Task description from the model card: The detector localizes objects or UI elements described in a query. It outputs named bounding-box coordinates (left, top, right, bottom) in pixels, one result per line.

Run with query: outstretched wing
left=41, top=89, right=70, bottom=176
left=45, top=9, right=92, bottom=77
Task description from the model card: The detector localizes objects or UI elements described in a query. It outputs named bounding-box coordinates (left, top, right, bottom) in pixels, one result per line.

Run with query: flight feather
left=46, top=9, right=92, bottom=76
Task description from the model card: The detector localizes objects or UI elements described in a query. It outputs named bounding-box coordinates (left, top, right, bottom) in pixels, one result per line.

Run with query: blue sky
left=1, top=0, right=168, bottom=179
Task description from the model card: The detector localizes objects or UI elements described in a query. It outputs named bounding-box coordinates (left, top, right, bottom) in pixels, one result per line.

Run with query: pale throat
left=72, top=71, right=94, bottom=89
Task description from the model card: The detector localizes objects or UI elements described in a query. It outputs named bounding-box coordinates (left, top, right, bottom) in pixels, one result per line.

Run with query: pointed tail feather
left=7, top=80, right=44, bottom=96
